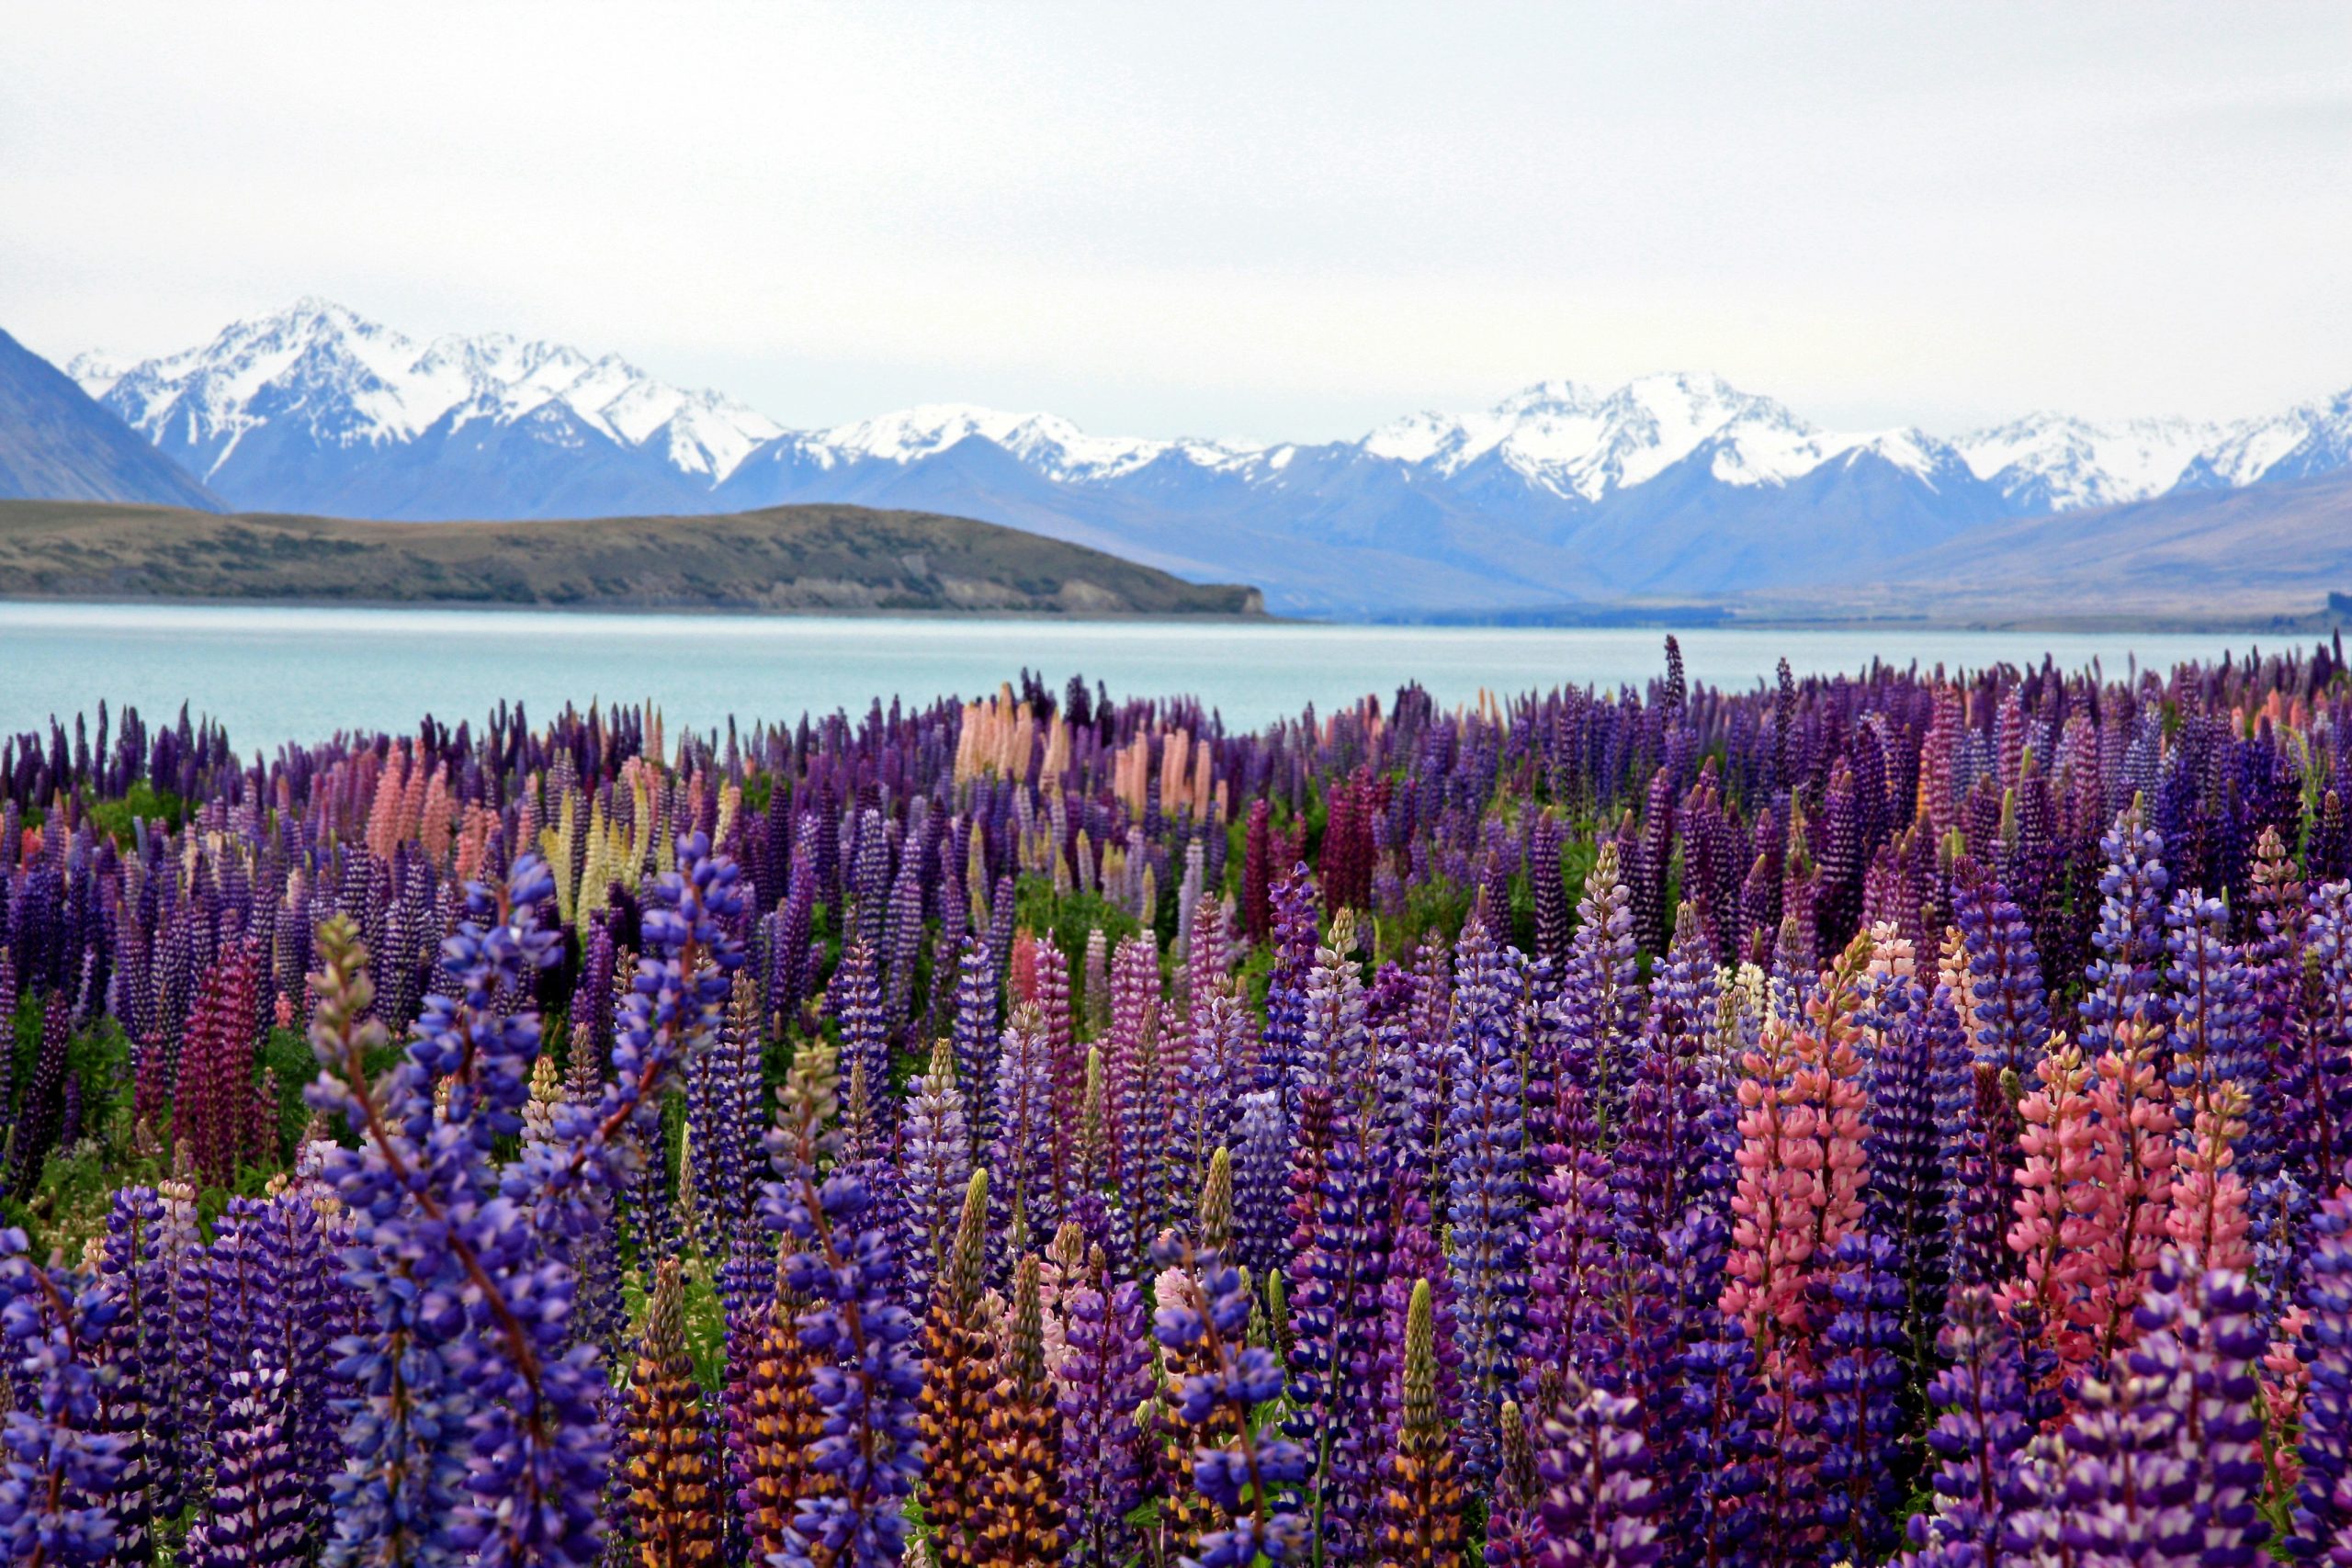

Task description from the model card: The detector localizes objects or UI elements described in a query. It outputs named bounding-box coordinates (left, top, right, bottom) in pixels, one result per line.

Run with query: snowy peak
left=1364, top=372, right=1959, bottom=501
left=78, top=299, right=782, bottom=483
left=1957, top=412, right=2222, bottom=511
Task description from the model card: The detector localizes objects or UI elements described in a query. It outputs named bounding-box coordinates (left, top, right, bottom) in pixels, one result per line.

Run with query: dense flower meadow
left=2, top=635, right=2352, bottom=1567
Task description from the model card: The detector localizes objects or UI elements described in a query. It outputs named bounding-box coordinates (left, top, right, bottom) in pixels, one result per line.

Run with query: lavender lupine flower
left=1550, top=841, right=1641, bottom=1136
left=826, top=940, right=892, bottom=1136
left=1534, top=1375, right=1660, bottom=1568
left=0, top=1225, right=125, bottom=1566
left=761, top=1037, right=923, bottom=1568
left=1444, top=915, right=1531, bottom=1483
left=2080, top=804, right=2172, bottom=1055
left=1150, top=1234, right=1312, bottom=1568
left=902, top=1036, right=973, bottom=1315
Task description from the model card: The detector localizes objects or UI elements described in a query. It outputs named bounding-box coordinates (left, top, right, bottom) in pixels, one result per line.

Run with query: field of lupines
left=2, top=636, right=2351, bottom=1567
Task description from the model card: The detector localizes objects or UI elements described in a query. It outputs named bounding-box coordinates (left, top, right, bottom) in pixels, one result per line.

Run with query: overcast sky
left=7, top=3, right=2351, bottom=441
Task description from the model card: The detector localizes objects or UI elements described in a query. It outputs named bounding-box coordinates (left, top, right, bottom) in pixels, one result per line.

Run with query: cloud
left=5, top=2, right=2351, bottom=439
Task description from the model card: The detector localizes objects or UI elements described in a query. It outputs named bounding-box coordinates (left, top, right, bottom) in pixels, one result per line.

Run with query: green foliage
left=1013, top=875, right=1143, bottom=986
left=1377, top=874, right=1475, bottom=967
left=259, top=1026, right=320, bottom=1156
left=81, top=781, right=188, bottom=845
left=619, top=1253, right=731, bottom=1393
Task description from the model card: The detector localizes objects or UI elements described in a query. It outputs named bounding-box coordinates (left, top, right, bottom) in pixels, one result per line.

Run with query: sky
left=6, top=2, right=2352, bottom=443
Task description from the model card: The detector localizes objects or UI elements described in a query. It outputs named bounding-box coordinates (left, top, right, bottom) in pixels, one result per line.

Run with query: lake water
left=0, top=602, right=2291, bottom=745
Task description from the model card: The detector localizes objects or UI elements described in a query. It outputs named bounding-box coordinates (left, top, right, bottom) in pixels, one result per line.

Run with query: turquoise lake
left=0, top=602, right=2295, bottom=745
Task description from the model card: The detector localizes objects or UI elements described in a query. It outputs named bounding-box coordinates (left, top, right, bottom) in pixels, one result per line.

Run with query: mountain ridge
left=51, top=299, right=2352, bottom=615
left=0, top=329, right=223, bottom=511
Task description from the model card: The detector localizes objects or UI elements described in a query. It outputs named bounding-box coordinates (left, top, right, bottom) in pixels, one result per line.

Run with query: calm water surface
left=0, top=603, right=2286, bottom=746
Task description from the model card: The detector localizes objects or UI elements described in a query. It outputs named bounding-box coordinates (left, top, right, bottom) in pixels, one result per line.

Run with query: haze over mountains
left=40, top=299, right=2352, bottom=616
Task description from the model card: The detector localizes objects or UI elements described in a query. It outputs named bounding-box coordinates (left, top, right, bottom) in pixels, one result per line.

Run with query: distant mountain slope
left=1734, top=469, right=2352, bottom=626
left=58, top=298, right=2352, bottom=615
left=0, top=330, right=221, bottom=510
left=0, top=499, right=1263, bottom=615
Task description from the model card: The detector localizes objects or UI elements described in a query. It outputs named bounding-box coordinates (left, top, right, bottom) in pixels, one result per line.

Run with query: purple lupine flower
left=1611, top=904, right=1716, bottom=1248
left=0, top=1225, right=125, bottom=1566
left=1953, top=871, right=2050, bottom=1088
left=1906, top=1286, right=2037, bottom=1562
left=1534, top=1376, right=1660, bottom=1568
left=947, top=937, right=1001, bottom=1155
left=2293, top=1194, right=2352, bottom=1560
left=1676, top=1299, right=1764, bottom=1568
left=1814, top=1232, right=1908, bottom=1563
left=1300, top=919, right=1370, bottom=1113
left=2167, top=889, right=2268, bottom=1177
left=1259, top=864, right=1319, bottom=1111
left=1374, top=1166, right=1458, bottom=1438
left=880, top=850, right=924, bottom=1026
left=2133, top=1262, right=2270, bottom=1568
left=688, top=970, right=767, bottom=1247
left=185, top=1356, right=308, bottom=1568
left=1231, top=1089, right=1290, bottom=1284
left=1444, top=914, right=1531, bottom=1483
left=1284, top=1107, right=1390, bottom=1562
left=249, top=1190, right=346, bottom=1527
left=1103, top=931, right=1170, bottom=1260
left=1150, top=1234, right=1312, bottom=1568
left=94, top=1185, right=177, bottom=1558
left=1057, top=1247, right=1152, bottom=1567
left=1550, top=842, right=1641, bottom=1135
left=761, top=1036, right=922, bottom=1568
left=1855, top=926, right=1941, bottom=1329
left=990, top=1001, right=1058, bottom=1251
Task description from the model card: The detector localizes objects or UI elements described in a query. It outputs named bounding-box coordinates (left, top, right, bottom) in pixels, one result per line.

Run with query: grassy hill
left=0, top=500, right=1265, bottom=615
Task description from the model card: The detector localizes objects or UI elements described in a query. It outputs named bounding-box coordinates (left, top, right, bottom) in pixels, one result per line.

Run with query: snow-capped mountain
left=62, top=299, right=2352, bottom=615
left=68, top=299, right=782, bottom=519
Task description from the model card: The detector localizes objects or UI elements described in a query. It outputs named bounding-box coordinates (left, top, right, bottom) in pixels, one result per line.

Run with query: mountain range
left=42, top=299, right=2352, bottom=616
